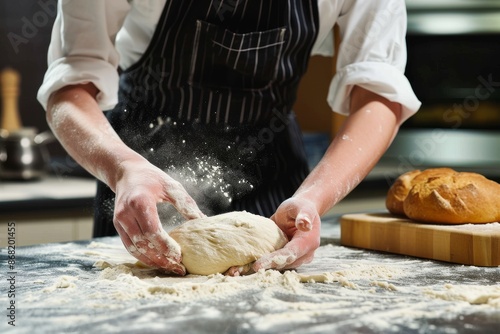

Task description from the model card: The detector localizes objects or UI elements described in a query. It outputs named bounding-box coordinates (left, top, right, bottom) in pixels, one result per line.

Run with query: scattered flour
left=84, top=243, right=411, bottom=302
left=450, top=222, right=500, bottom=233
left=341, top=134, right=352, bottom=141
left=87, top=241, right=122, bottom=249
left=371, top=281, right=398, bottom=291
left=92, top=264, right=313, bottom=302
left=424, top=284, right=500, bottom=308
left=42, top=275, right=78, bottom=293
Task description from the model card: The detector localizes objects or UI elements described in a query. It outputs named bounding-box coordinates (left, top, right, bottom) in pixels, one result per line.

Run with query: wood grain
left=1, top=67, right=22, bottom=132
left=340, top=213, right=500, bottom=267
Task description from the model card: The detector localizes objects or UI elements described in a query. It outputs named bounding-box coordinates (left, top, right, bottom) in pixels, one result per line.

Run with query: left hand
left=254, top=197, right=321, bottom=271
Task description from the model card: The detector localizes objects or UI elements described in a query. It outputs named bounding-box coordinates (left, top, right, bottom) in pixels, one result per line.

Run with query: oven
left=381, top=0, right=500, bottom=176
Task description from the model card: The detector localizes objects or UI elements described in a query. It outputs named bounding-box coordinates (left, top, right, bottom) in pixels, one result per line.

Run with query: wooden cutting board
left=340, top=213, right=500, bottom=267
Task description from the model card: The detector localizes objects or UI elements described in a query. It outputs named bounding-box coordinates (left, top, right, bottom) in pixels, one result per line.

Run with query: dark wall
left=0, top=0, right=65, bottom=156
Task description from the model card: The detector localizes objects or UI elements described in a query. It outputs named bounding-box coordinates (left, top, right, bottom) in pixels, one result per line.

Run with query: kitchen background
left=1, top=0, right=499, bottom=246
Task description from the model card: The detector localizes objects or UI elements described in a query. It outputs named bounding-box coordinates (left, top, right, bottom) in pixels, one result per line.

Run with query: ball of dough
left=169, top=211, right=288, bottom=275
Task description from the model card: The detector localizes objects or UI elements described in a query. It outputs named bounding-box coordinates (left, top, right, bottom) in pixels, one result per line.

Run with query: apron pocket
left=189, top=20, right=286, bottom=91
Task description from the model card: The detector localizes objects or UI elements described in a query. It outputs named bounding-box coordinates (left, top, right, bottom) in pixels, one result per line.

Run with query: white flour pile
left=68, top=241, right=411, bottom=303
left=424, top=284, right=500, bottom=308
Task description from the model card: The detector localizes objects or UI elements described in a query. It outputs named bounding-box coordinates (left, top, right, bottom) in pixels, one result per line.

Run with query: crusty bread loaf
left=385, top=168, right=456, bottom=216
left=386, top=168, right=500, bottom=224
left=385, top=169, right=421, bottom=216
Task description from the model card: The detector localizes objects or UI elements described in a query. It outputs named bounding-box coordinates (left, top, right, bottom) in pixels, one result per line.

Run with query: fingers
left=253, top=248, right=315, bottom=272
left=253, top=248, right=297, bottom=271
left=255, top=210, right=321, bottom=272
left=162, top=178, right=205, bottom=220
left=271, top=197, right=318, bottom=235
left=114, top=223, right=156, bottom=267
left=115, top=223, right=187, bottom=275
left=225, top=263, right=255, bottom=277
left=294, top=202, right=319, bottom=232
left=111, top=163, right=203, bottom=275
left=295, top=213, right=313, bottom=232
left=114, top=196, right=186, bottom=275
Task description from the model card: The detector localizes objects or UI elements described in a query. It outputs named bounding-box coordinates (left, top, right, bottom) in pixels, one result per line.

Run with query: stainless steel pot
left=0, top=128, right=55, bottom=180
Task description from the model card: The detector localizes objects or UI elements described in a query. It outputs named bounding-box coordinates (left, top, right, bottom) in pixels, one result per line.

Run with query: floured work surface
left=341, top=212, right=500, bottom=267
left=1, top=221, right=500, bottom=334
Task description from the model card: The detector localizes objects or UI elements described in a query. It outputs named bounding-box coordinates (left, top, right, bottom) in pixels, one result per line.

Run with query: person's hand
left=253, top=197, right=321, bottom=272
left=113, top=160, right=205, bottom=275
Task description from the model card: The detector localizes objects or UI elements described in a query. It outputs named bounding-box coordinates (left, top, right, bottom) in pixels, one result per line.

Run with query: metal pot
left=0, top=128, right=55, bottom=180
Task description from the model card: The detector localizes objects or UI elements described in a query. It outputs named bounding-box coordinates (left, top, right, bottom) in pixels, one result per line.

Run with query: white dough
left=169, top=211, right=288, bottom=275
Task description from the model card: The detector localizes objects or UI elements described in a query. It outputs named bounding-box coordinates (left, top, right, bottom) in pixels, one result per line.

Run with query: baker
left=37, top=0, right=421, bottom=275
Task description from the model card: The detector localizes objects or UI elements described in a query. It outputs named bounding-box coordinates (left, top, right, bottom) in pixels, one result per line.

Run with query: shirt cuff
left=37, top=56, right=119, bottom=111
left=311, top=30, right=334, bottom=57
left=327, top=62, right=422, bottom=124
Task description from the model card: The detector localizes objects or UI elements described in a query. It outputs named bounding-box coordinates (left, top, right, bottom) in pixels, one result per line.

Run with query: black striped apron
left=93, top=0, right=319, bottom=237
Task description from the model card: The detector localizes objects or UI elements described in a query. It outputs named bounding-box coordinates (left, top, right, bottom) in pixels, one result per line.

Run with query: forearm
left=294, top=86, right=402, bottom=216
left=46, top=83, right=145, bottom=191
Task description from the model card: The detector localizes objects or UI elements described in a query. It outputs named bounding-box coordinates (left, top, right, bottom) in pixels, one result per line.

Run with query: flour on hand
left=169, top=211, right=288, bottom=275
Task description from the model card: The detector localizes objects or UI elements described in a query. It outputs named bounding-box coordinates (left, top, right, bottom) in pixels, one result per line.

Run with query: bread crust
left=385, top=169, right=421, bottom=216
left=386, top=168, right=500, bottom=224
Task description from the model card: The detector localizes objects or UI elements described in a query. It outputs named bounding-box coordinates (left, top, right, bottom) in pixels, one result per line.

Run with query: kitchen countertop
left=0, top=176, right=96, bottom=213
left=1, top=216, right=499, bottom=334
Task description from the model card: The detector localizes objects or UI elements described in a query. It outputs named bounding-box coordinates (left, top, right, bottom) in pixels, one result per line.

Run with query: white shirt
left=37, top=0, right=421, bottom=123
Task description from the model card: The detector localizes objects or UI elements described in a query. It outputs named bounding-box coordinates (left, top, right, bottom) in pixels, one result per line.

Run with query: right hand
left=112, top=160, right=205, bottom=275
left=253, top=197, right=321, bottom=272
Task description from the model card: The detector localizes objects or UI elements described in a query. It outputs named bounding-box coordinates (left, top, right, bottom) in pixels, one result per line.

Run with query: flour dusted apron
left=93, top=0, right=319, bottom=237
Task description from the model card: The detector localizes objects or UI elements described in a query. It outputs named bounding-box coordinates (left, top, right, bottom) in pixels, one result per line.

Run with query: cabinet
left=0, top=210, right=93, bottom=247
left=0, top=176, right=96, bottom=247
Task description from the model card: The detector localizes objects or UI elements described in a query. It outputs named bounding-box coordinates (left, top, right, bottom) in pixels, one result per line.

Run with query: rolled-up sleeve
left=326, top=0, right=421, bottom=123
left=37, top=0, right=130, bottom=111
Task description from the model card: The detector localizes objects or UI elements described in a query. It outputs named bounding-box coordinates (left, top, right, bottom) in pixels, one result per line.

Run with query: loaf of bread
left=386, top=168, right=500, bottom=224
left=385, top=169, right=422, bottom=216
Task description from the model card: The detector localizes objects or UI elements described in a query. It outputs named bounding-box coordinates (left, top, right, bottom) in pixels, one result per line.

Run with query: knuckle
left=127, top=245, right=141, bottom=257
left=113, top=208, right=127, bottom=224
left=126, top=194, right=149, bottom=211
